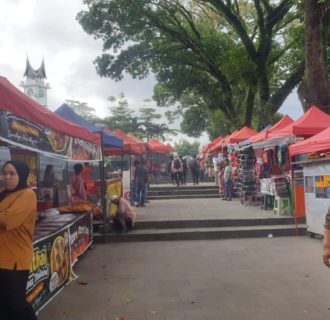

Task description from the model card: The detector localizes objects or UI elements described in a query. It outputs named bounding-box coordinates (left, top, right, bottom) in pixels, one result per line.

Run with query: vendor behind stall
left=69, top=163, right=86, bottom=205
left=110, top=194, right=136, bottom=233
left=43, top=164, right=59, bottom=207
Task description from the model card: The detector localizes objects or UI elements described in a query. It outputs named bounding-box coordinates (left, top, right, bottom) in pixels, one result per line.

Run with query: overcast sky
left=0, top=0, right=303, bottom=146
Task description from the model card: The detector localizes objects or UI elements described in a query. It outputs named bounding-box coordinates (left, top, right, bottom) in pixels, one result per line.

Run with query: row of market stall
left=202, top=106, right=330, bottom=236
left=0, top=75, right=173, bottom=312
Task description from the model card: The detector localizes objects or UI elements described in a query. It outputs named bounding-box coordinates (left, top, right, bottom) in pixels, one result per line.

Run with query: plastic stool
left=261, top=194, right=274, bottom=210
left=273, top=196, right=290, bottom=216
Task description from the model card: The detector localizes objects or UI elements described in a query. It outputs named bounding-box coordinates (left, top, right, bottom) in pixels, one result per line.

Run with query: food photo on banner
left=26, top=227, right=71, bottom=312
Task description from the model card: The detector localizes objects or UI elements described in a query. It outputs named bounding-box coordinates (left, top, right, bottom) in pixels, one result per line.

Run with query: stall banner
left=0, top=110, right=70, bottom=157
left=68, top=137, right=101, bottom=161
left=107, top=179, right=122, bottom=217
left=10, top=148, right=37, bottom=188
left=26, top=227, right=71, bottom=312
left=69, top=213, right=93, bottom=265
left=303, top=163, right=330, bottom=235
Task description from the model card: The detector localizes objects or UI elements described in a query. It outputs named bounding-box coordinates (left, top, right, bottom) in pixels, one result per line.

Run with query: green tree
left=65, top=99, right=100, bottom=123
left=77, top=0, right=304, bottom=130
left=103, top=93, right=140, bottom=133
left=138, top=107, right=177, bottom=141
left=174, top=140, right=200, bottom=157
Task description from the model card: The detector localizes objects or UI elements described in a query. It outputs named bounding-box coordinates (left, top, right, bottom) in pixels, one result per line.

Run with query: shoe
left=136, top=203, right=141, bottom=207
left=222, top=198, right=227, bottom=200
left=140, top=204, right=146, bottom=207
left=227, top=198, right=232, bottom=201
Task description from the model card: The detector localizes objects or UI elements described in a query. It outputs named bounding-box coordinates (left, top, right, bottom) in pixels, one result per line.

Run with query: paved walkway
left=136, top=197, right=288, bottom=221
left=37, top=195, right=315, bottom=319
left=38, top=237, right=330, bottom=320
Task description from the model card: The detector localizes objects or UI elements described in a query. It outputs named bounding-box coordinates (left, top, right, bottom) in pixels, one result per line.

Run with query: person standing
left=167, top=155, right=175, bottom=185
left=69, top=163, right=87, bottom=205
left=81, top=162, right=92, bottom=185
left=130, top=160, right=139, bottom=206
left=223, top=158, right=233, bottom=201
left=180, top=156, right=187, bottom=185
left=190, top=155, right=200, bottom=185
left=135, top=160, right=149, bottom=207
left=0, top=160, right=38, bottom=320
left=171, top=155, right=183, bottom=186
left=199, top=157, right=206, bottom=182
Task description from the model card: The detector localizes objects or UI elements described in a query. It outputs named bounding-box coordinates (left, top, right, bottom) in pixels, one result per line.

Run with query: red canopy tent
left=113, top=129, right=143, bottom=155
left=208, top=136, right=222, bottom=154
left=166, top=143, right=175, bottom=152
left=289, top=127, right=330, bottom=156
left=127, top=133, right=147, bottom=153
left=148, top=138, right=171, bottom=153
left=269, top=106, right=330, bottom=138
left=228, top=126, right=257, bottom=143
left=0, top=76, right=99, bottom=144
left=249, top=115, right=294, bottom=143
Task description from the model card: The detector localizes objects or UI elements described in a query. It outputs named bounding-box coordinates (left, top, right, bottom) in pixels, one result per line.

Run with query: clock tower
left=20, top=57, right=50, bottom=108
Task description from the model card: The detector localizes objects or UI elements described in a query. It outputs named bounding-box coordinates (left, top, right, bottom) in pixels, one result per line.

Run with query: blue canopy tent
left=55, top=104, right=123, bottom=149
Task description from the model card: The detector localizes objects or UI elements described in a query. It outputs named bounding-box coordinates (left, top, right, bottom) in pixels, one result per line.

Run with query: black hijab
left=0, top=160, right=30, bottom=201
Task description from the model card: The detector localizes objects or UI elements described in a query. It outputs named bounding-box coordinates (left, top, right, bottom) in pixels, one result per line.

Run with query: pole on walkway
left=290, top=157, right=298, bottom=236
left=99, top=131, right=108, bottom=243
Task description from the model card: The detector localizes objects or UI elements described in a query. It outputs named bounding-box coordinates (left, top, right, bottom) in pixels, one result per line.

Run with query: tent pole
left=99, top=131, right=108, bottom=243
left=290, top=157, right=298, bottom=236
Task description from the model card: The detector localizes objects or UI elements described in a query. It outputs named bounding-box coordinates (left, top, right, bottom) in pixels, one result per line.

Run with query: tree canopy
left=174, top=140, right=200, bottom=157
left=77, top=0, right=304, bottom=134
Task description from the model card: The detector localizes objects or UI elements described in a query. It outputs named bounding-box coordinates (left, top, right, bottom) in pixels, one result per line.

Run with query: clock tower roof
left=23, top=57, right=47, bottom=80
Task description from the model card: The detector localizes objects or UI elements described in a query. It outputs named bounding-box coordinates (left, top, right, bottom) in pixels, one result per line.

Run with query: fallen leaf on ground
left=126, top=298, right=133, bottom=303
left=78, top=280, right=88, bottom=285
left=150, top=310, right=158, bottom=315
left=104, top=277, right=115, bottom=283
left=102, top=264, right=106, bottom=269
left=304, top=274, right=310, bottom=278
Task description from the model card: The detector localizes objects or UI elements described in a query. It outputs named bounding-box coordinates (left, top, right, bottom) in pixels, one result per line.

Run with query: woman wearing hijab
left=0, top=160, right=38, bottom=319
left=69, top=163, right=87, bottom=205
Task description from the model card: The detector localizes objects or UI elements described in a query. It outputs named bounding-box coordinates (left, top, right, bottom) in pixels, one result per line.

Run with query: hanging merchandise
left=236, top=147, right=260, bottom=206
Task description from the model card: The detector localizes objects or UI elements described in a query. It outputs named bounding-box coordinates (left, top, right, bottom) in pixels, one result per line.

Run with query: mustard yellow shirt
left=0, top=188, right=37, bottom=270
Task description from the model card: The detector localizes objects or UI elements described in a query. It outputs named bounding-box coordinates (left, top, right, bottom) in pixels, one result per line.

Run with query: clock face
left=38, top=88, right=45, bottom=97
left=27, top=88, right=34, bottom=97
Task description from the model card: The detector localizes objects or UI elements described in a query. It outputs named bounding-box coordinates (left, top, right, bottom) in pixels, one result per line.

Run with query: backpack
left=173, top=159, right=181, bottom=169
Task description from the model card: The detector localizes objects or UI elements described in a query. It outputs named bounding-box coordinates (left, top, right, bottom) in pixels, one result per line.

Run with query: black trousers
left=0, top=268, right=38, bottom=320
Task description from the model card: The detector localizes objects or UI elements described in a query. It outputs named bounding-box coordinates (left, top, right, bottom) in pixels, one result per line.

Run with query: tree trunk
left=301, top=0, right=330, bottom=112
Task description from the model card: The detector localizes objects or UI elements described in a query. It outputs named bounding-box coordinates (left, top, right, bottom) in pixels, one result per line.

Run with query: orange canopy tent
left=126, top=133, right=147, bottom=154
left=269, top=106, right=330, bottom=138
left=249, top=115, right=294, bottom=143
left=228, top=126, right=257, bottom=143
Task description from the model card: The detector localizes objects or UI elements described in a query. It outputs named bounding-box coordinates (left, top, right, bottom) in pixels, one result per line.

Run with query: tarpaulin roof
left=0, top=76, right=99, bottom=144
left=208, top=136, right=222, bottom=153
left=55, top=104, right=123, bottom=148
left=148, top=138, right=172, bottom=153
left=113, top=129, right=143, bottom=154
left=269, top=106, right=330, bottom=138
left=127, top=133, right=147, bottom=153
left=289, top=127, right=330, bottom=156
left=249, top=115, right=294, bottom=143
left=228, top=126, right=257, bottom=143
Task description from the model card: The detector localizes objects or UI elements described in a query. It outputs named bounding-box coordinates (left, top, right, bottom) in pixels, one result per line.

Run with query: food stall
left=289, top=126, right=330, bottom=236
left=0, top=76, right=102, bottom=312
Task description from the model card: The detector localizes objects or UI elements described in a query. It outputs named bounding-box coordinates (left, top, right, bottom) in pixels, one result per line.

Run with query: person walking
left=130, top=160, right=139, bottom=206
left=0, top=160, right=38, bottom=320
left=223, top=158, right=233, bottom=201
left=135, top=160, right=149, bottom=207
left=190, top=155, right=200, bottom=185
left=180, top=156, right=187, bottom=185
left=167, top=155, right=175, bottom=185
left=171, top=155, right=183, bottom=186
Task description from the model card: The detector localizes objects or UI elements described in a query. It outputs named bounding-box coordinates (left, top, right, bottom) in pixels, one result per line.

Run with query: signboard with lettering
left=315, top=175, right=330, bottom=199
left=0, top=109, right=101, bottom=161
left=26, top=227, right=71, bottom=311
